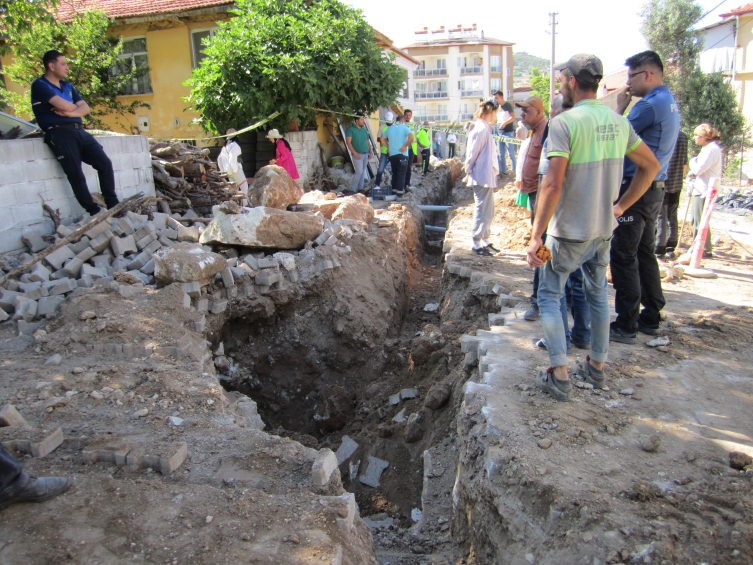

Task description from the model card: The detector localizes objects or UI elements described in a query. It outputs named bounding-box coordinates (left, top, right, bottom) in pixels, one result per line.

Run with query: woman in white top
left=689, top=123, right=722, bottom=256
left=217, top=128, right=248, bottom=192
left=464, top=98, right=500, bottom=256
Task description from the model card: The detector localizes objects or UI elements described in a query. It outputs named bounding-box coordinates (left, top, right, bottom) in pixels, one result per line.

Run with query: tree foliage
left=186, top=0, right=406, bottom=134
left=640, top=0, right=746, bottom=152
left=528, top=68, right=550, bottom=118
left=0, top=0, right=58, bottom=55
left=1, top=10, right=149, bottom=130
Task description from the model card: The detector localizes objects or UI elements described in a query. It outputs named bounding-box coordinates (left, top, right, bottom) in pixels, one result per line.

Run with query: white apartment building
left=401, top=25, right=514, bottom=123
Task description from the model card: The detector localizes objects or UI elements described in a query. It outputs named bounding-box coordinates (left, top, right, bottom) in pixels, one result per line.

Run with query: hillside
left=513, top=51, right=550, bottom=81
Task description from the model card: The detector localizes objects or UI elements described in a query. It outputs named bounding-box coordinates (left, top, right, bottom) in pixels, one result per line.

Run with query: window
left=115, top=38, right=152, bottom=96
left=490, top=56, right=501, bottom=73
left=506, top=68, right=511, bottom=75
left=416, top=107, right=427, bottom=119
left=437, top=59, right=446, bottom=69
left=490, top=78, right=501, bottom=92
left=418, top=60, right=426, bottom=70
left=192, top=28, right=217, bottom=68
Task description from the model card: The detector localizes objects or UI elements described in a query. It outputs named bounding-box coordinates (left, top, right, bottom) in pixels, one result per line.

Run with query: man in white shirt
left=447, top=132, right=457, bottom=158
left=217, top=128, right=248, bottom=191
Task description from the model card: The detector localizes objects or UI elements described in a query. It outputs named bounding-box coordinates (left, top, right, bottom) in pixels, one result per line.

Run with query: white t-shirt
left=447, top=133, right=457, bottom=143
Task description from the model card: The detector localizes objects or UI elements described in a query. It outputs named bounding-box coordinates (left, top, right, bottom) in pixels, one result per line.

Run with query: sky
left=346, top=0, right=735, bottom=77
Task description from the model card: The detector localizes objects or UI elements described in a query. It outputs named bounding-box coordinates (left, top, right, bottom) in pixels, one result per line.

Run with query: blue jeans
left=498, top=131, right=516, bottom=174
left=374, top=153, right=390, bottom=187
left=388, top=154, right=408, bottom=193
left=565, top=267, right=591, bottom=346
left=538, top=235, right=612, bottom=368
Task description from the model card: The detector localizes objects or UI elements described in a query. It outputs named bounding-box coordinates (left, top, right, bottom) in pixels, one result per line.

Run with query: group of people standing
left=464, top=50, right=724, bottom=402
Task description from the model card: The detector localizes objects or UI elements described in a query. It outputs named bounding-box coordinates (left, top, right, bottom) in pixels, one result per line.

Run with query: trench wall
left=0, top=135, right=155, bottom=253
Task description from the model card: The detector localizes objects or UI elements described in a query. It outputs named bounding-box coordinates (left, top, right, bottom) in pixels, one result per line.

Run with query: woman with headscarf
left=217, top=128, right=248, bottom=191
left=267, top=129, right=299, bottom=180
left=689, top=123, right=722, bottom=258
left=464, top=98, right=500, bottom=256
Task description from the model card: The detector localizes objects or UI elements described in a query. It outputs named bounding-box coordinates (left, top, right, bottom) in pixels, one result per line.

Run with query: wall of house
left=0, top=135, right=154, bottom=254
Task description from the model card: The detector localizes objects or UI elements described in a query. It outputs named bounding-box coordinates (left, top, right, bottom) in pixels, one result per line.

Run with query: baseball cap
left=515, top=96, right=544, bottom=112
left=553, top=53, right=603, bottom=83
left=385, top=111, right=395, bottom=122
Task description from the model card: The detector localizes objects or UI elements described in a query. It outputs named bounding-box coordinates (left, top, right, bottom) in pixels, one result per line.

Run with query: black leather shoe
left=637, top=322, right=660, bottom=335
left=0, top=473, right=70, bottom=511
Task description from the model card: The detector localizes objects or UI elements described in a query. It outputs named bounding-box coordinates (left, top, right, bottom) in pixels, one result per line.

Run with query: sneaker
left=575, top=356, right=607, bottom=389
left=523, top=303, right=540, bottom=321
left=532, top=338, right=572, bottom=352
left=570, top=338, right=590, bottom=350
left=703, top=251, right=713, bottom=259
left=535, top=368, right=572, bottom=401
left=656, top=254, right=667, bottom=262
left=471, top=246, right=494, bottom=257
left=637, top=322, right=660, bottom=335
left=609, top=324, right=637, bottom=344
left=0, top=473, right=70, bottom=511
left=666, top=251, right=677, bottom=260
left=484, top=243, right=501, bottom=253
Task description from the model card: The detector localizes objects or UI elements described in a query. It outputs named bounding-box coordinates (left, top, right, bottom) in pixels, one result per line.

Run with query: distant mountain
left=513, top=51, right=550, bottom=78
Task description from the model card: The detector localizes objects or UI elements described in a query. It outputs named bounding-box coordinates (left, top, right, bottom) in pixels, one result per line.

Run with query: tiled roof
left=720, top=3, right=753, bottom=17
left=600, top=68, right=627, bottom=91
left=55, top=0, right=233, bottom=21
left=401, top=36, right=514, bottom=49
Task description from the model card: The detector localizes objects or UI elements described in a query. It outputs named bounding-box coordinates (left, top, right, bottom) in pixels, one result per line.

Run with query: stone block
left=49, top=278, right=77, bottom=295
left=160, top=228, right=178, bottom=240
left=158, top=235, right=174, bottom=248
left=335, top=435, right=359, bottom=465
left=110, top=235, right=138, bottom=257
left=221, top=267, right=234, bottom=287
left=73, top=246, right=96, bottom=264
left=312, top=448, right=339, bottom=487
left=86, top=218, right=112, bottom=239
left=134, top=223, right=156, bottom=240
left=194, top=298, right=209, bottom=312
left=400, top=388, right=418, bottom=400
left=89, top=230, right=113, bottom=253
left=182, top=281, right=201, bottom=298
left=0, top=404, right=28, bottom=427
left=140, top=258, right=155, bottom=275
left=23, top=286, right=49, bottom=301
left=0, top=309, right=7, bottom=322
left=0, top=427, right=64, bottom=458
left=17, top=281, right=41, bottom=293
left=136, top=232, right=157, bottom=251
left=36, top=295, right=65, bottom=316
left=182, top=293, right=192, bottom=309
left=28, top=263, right=51, bottom=282
left=56, top=224, right=74, bottom=238
left=62, top=257, right=84, bottom=278
left=116, top=217, right=135, bottom=236
left=11, top=296, right=37, bottom=321
left=359, top=455, right=389, bottom=488
left=257, top=257, right=278, bottom=269
left=44, top=245, right=75, bottom=270
left=127, top=250, right=152, bottom=271
left=21, top=230, right=48, bottom=253
left=0, top=290, right=18, bottom=313
left=81, top=264, right=107, bottom=279
left=144, top=239, right=161, bottom=254
left=209, top=300, right=227, bottom=314
left=77, top=275, right=94, bottom=288
left=91, top=254, right=111, bottom=269
left=192, top=315, right=206, bottom=333
left=243, top=256, right=259, bottom=270
left=151, top=213, right=169, bottom=230
left=225, top=285, right=238, bottom=298
left=69, top=237, right=91, bottom=255
left=177, top=225, right=199, bottom=242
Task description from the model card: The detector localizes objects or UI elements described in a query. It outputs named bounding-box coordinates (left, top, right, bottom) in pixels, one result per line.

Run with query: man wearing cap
left=345, top=114, right=373, bottom=195
left=493, top=90, right=517, bottom=174
left=31, top=50, right=118, bottom=216
left=373, top=111, right=395, bottom=194
left=380, top=115, right=414, bottom=196
left=514, top=96, right=548, bottom=321
left=609, top=51, right=680, bottom=344
left=527, top=54, right=660, bottom=401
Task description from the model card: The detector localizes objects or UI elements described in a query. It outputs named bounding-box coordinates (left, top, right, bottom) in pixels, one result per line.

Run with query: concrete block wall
left=286, top=131, right=319, bottom=186
left=0, top=135, right=155, bottom=254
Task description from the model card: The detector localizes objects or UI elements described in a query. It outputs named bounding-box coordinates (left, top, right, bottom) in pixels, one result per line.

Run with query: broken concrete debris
left=247, top=165, right=304, bottom=209
left=359, top=455, right=389, bottom=488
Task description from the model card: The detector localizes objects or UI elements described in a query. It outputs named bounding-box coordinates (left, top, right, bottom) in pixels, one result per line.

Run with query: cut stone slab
left=22, top=231, right=48, bottom=253
left=331, top=194, right=375, bottom=225
left=44, top=246, right=75, bottom=271
left=335, top=435, right=359, bottom=465
left=311, top=448, right=339, bottom=487
left=0, top=404, right=28, bottom=428
left=0, top=427, right=64, bottom=457
left=359, top=455, right=389, bottom=488
left=200, top=207, right=324, bottom=250
left=152, top=243, right=227, bottom=287
left=400, top=388, right=418, bottom=400
left=246, top=165, right=304, bottom=210
left=125, top=441, right=188, bottom=474
left=362, top=513, right=394, bottom=529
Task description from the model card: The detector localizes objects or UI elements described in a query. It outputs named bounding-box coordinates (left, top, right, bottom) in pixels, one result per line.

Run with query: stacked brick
left=0, top=135, right=155, bottom=254
left=286, top=131, right=319, bottom=185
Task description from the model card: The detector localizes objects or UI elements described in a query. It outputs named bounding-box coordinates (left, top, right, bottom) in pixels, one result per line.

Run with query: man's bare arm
left=526, top=156, right=568, bottom=267
left=51, top=99, right=90, bottom=118
left=613, top=141, right=661, bottom=217
left=345, top=136, right=360, bottom=160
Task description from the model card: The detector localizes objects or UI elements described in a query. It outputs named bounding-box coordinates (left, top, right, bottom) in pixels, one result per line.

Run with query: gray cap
left=554, top=53, right=603, bottom=83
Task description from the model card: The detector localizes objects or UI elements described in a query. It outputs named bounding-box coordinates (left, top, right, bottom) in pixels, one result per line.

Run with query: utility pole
left=548, top=12, right=558, bottom=106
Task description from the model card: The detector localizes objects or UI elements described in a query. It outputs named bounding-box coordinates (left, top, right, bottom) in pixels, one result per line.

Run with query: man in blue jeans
left=527, top=53, right=660, bottom=401
left=373, top=111, right=395, bottom=194
left=380, top=115, right=414, bottom=195
left=493, top=90, right=516, bottom=174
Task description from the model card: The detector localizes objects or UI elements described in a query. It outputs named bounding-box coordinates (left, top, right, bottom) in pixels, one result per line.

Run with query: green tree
left=186, top=0, right=405, bottom=134
left=1, top=10, right=149, bottom=130
left=0, top=0, right=58, bottom=55
left=528, top=68, right=550, bottom=118
left=640, top=0, right=746, bottom=152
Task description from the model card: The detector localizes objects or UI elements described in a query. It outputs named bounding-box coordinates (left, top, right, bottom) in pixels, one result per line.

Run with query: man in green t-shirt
left=526, top=53, right=660, bottom=402
left=403, top=109, right=418, bottom=189
left=345, top=114, right=373, bottom=194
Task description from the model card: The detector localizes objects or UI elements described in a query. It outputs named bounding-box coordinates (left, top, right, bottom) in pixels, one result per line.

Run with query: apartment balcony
left=461, top=90, right=483, bottom=98
left=460, top=66, right=483, bottom=75
left=422, top=114, right=448, bottom=122
left=414, top=68, right=448, bottom=78
left=461, top=112, right=474, bottom=120
left=490, top=65, right=501, bottom=73
left=415, top=91, right=449, bottom=100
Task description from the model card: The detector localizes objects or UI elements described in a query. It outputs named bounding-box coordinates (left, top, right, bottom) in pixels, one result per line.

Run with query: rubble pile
left=149, top=141, right=242, bottom=216
left=719, top=186, right=753, bottom=213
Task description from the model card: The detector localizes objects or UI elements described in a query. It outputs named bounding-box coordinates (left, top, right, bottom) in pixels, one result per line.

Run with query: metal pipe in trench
left=417, top=205, right=453, bottom=212
left=425, top=225, right=447, bottom=232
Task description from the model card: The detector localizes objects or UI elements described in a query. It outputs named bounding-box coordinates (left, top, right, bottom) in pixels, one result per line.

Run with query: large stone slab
left=199, top=208, right=324, bottom=250
left=152, top=243, right=227, bottom=286
left=247, top=165, right=303, bottom=210
left=331, top=194, right=375, bottom=224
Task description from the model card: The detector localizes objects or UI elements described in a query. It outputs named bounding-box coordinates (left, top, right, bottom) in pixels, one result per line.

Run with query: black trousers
left=0, top=445, right=23, bottom=493
left=448, top=143, right=456, bottom=158
left=529, top=190, right=547, bottom=304
left=44, top=128, right=119, bottom=215
left=421, top=148, right=431, bottom=175
left=656, top=190, right=681, bottom=255
left=404, top=145, right=415, bottom=189
left=611, top=178, right=666, bottom=332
